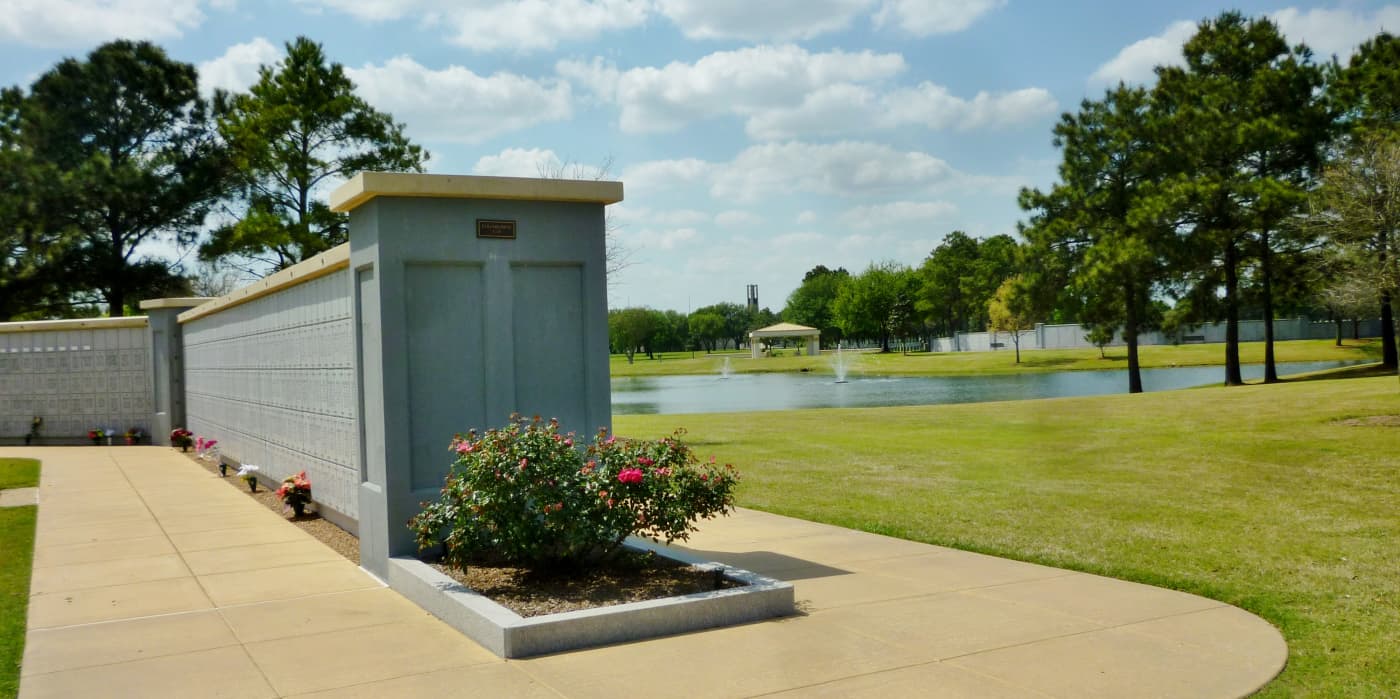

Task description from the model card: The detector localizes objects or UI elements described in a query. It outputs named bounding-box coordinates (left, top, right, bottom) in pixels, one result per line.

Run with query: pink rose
left=617, top=468, right=644, bottom=484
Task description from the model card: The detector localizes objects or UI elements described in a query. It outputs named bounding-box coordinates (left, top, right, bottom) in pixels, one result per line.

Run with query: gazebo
left=749, top=322, right=821, bottom=358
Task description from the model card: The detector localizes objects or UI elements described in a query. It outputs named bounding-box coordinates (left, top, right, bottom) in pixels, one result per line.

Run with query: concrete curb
left=388, top=538, right=795, bottom=658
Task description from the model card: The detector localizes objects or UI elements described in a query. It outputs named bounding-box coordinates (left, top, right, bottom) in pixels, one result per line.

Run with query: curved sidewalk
left=12, top=447, right=1286, bottom=698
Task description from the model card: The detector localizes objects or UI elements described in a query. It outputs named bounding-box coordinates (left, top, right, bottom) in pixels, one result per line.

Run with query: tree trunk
left=1126, top=280, right=1143, bottom=394
left=1223, top=241, right=1243, bottom=386
left=1261, top=230, right=1278, bottom=383
left=1353, top=318, right=1360, bottom=340
left=1334, top=312, right=1342, bottom=347
left=107, top=289, right=126, bottom=318
left=1382, top=229, right=1397, bottom=368
left=1382, top=291, right=1397, bottom=369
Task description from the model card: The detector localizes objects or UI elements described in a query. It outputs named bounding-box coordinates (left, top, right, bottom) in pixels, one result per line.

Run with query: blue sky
left=2, top=1, right=1398, bottom=312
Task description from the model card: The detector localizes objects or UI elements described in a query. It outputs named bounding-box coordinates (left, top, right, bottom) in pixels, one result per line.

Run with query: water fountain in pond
left=833, top=343, right=850, bottom=383
left=719, top=356, right=733, bottom=379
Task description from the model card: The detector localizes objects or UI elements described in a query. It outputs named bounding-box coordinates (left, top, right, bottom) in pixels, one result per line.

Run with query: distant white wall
left=182, top=261, right=359, bottom=519
left=931, top=318, right=1383, bottom=354
left=0, top=319, right=151, bottom=441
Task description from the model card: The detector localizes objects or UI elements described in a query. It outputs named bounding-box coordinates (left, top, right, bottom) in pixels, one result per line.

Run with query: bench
left=989, top=342, right=1005, bottom=349
left=1182, top=335, right=1206, bottom=344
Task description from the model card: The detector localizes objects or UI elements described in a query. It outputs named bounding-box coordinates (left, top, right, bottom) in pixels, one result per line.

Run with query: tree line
left=615, top=13, right=1397, bottom=393
left=1, top=37, right=425, bottom=319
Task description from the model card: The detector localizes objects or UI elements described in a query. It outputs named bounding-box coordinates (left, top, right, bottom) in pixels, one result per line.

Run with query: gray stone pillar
left=139, top=298, right=213, bottom=446
left=330, top=173, right=622, bottom=578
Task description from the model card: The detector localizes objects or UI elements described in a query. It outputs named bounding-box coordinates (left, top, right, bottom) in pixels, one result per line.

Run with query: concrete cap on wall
left=0, top=316, right=148, bottom=333
left=177, top=244, right=351, bottom=324
left=328, top=172, right=625, bottom=213
left=138, top=297, right=216, bottom=310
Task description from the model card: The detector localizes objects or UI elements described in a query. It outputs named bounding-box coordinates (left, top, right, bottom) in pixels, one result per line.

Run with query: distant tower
left=746, top=284, right=758, bottom=312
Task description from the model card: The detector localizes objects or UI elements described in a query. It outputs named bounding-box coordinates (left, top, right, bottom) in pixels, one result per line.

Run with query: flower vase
left=246, top=479, right=257, bottom=493
left=125, top=437, right=135, bottom=445
left=218, top=463, right=228, bottom=477
left=291, top=502, right=305, bottom=518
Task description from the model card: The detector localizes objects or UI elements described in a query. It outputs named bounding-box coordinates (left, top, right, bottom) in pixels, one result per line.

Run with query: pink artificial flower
left=617, top=468, right=644, bottom=484
left=196, top=437, right=206, bottom=451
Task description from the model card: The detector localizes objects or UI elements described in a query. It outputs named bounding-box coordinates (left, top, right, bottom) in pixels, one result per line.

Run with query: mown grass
left=610, top=338, right=1383, bottom=378
left=615, top=375, right=1400, bottom=697
left=0, top=460, right=38, bottom=699
left=0, top=459, right=39, bottom=491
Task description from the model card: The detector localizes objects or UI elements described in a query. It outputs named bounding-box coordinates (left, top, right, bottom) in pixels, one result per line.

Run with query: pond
left=610, top=360, right=1365, bottom=415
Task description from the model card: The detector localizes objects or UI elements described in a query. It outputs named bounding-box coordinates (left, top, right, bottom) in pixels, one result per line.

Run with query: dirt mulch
left=179, top=450, right=739, bottom=615
left=182, top=451, right=360, bottom=564
left=429, top=551, right=741, bottom=617
left=1334, top=415, right=1400, bottom=427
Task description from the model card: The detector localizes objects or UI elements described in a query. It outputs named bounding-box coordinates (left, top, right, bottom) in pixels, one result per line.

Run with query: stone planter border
left=386, top=537, right=795, bottom=658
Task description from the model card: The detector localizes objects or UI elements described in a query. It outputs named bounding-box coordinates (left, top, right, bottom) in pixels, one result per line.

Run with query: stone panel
left=0, top=325, right=151, bottom=440
left=183, top=270, right=359, bottom=519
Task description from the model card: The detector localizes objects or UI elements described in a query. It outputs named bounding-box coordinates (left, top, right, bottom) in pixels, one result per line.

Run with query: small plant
left=88, top=428, right=105, bottom=445
left=276, top=471, right=312, bottom=517
left=410, top=415, right=738, bottom=570
left=170, top=428, right=193, bottom=451
left=25, top=416, right=41, bottom=446
left=237, top=464, right=260, bottom=492
left=124, top=427, right=145, bottom=445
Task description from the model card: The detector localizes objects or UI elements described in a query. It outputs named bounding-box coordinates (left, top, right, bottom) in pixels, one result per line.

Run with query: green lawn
left=0, top=459, right=39, bottom=491
left=616, top=375, right=1400, bottom=697
left=611, top=338, right=1382, bottom=378
left=0, top=460, right=37, bottom=699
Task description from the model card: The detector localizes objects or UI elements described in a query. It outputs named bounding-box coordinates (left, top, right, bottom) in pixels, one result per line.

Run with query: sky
left=2, top=1, right=1398, bottom=313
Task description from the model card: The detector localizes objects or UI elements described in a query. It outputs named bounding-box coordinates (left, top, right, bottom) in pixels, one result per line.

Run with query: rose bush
left=409, top=415, right=738, bottom=569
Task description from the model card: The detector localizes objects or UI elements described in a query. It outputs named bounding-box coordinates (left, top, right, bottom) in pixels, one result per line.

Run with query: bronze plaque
left=476, top=219, right=517, bottom=239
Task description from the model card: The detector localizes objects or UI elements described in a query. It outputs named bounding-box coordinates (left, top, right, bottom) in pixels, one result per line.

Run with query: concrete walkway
left=8, top=447, right=1286, bottom=698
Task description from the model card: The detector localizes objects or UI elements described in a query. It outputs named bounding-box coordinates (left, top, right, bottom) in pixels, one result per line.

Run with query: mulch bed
left=179, top=450, right=739, bottom=615
left=429, top=551, right=740, bottom=617
left=182, top=450, right=360, bottom=564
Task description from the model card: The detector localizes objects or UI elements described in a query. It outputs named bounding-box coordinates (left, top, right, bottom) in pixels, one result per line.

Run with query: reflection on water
left=611, top=361, right=1364, bottom=415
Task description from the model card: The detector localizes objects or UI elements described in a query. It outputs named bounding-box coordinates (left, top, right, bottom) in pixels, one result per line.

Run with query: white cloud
left=795, top=211, right=819, bottom=225
left=714, top=141, right=954, bottom=202
left=611, top=206, right=709, bottom=227
left=623, top=141, right=1020, bottom=207
left=872, top=0, right=1005, bottom=36
left=1090, top=20, right=1195, bottom=85
left=559, top=45, right=906, bottom=134
left=348, top=57, right=571, bottom=144
left=621, top=158, right=716, bottom=193
left=198, top=38, right=280, bottom=96
left=473, top=148, right=560, bottom=177
left=294, top=0, right=647, bottom=53
left=1094, top=7, right=1400, bottom=85
left=292, top=0, right=407, bottom=21
left=1272, top=6, right=1400, bottom=60
left=749, top=82, right=1057, bottom=139
left=562, top=45, right=1053, bottom=138
left=838, top=201, right=958, bottom=230
left=655, top=0, right=871, bottom=41
left=0, top=0, right=206, bottom=47
left=715, top=210, right=762, bottom=228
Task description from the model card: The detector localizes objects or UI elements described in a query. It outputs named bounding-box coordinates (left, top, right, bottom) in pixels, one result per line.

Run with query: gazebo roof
left=749, top=322, right=821, bottom=337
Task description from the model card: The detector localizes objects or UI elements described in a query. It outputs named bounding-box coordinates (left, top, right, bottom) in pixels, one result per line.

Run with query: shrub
left=410, top=415, right=738, bottom=569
